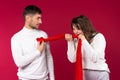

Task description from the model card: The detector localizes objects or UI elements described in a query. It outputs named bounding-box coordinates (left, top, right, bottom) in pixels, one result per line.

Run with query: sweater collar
left=22, top=27, right=36, bottom=33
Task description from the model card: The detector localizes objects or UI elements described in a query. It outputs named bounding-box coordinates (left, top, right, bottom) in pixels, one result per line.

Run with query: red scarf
left=36, top=34, right=83, bottom=80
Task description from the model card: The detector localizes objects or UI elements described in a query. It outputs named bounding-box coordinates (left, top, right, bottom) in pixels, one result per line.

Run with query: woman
left=65, top=15, right=110, bottom=80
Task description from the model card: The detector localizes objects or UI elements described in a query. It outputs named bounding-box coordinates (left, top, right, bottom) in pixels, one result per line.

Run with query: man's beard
left=29, top=24, right=39, bottom=29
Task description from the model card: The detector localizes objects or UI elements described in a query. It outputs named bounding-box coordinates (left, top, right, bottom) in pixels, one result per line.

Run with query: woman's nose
left=76, top=30, right=79, bottom=34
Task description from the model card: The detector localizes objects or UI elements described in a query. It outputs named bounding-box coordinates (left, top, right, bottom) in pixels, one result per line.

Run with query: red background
left=0, top=0, right=120, bottom=80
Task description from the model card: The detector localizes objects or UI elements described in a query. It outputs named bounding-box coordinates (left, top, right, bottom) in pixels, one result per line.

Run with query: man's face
left=27, top=13, right=42, bottom=29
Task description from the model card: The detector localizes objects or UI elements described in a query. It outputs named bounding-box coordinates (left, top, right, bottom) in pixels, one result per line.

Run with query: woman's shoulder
left=93, top=33, right=106, bottom=41
left=95, top=33, right=105, bottom=38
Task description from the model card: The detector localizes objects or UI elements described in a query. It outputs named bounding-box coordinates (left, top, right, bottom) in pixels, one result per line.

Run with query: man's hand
left=37, top=41, right=46, bottom=53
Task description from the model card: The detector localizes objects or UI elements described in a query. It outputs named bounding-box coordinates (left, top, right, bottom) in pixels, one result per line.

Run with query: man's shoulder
left=36, top=29, right=48, bottom=37
left=11, top=29, right=23, bottom=41
left=36, top=29, right=47, bottom=34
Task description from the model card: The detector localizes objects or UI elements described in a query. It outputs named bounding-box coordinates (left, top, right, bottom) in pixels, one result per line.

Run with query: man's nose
left=39, top=19, right=42, bottom=24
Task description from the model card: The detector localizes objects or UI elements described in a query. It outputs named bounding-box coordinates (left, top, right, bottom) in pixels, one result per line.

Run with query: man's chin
left=33, top=26, right=39, bottom=29
left=35, top=27, right=39, bottom=29
left=36, top=25, right=40, bottom=29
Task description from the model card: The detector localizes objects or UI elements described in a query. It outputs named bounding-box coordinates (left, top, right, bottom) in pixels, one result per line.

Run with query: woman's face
left=73, top=25, right=83, bottom=35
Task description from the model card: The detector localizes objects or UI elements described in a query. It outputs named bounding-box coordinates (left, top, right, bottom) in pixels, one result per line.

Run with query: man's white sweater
left=11, top=27, right=54, bottom=80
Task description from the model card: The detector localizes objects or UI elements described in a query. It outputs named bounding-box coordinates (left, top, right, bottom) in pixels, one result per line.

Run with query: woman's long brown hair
left=71, top=15, right=98, bottom=43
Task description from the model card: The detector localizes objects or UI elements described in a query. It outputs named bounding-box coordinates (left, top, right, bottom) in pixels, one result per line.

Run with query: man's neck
left=24, top=24, right=33, bottom=30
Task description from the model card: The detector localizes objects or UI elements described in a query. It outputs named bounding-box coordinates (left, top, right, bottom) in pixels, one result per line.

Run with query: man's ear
left=26, top=15, right=30, bottom=21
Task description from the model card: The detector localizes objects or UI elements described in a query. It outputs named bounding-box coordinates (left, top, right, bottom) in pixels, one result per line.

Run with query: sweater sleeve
left=11, top=36, right=41, bottom=68
left=67, top=41, right=76, bottom=63
left=46, top=42, right=55, bottom=80
left=82, top=33, right=106, bottom=63
left=43, top=32, right=55, bottom=80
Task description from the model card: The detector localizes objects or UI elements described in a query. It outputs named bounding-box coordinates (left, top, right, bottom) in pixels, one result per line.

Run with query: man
left=11, top=5, right=55, bottom=80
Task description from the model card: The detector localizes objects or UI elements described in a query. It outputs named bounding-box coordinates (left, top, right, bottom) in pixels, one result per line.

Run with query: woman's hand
left=65, top=34, right=73, bottom=41
left=78, top=34, right=86, bottom=41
